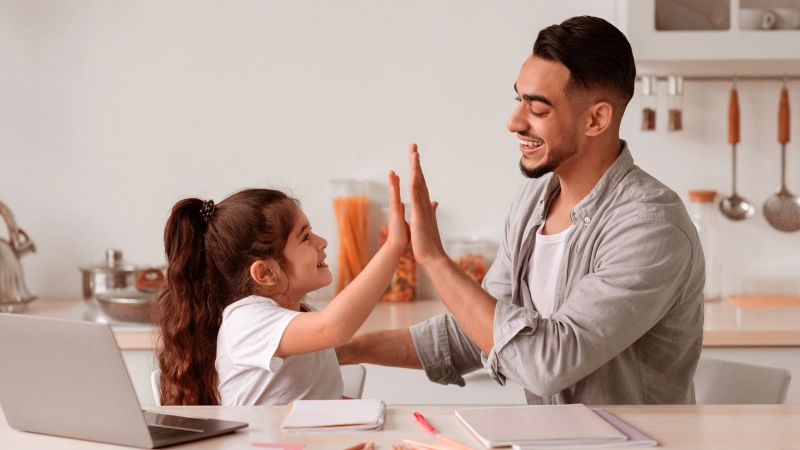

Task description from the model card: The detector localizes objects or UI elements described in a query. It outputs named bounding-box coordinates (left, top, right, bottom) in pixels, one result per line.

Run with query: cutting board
left=728, top=295, right=800, bottom=306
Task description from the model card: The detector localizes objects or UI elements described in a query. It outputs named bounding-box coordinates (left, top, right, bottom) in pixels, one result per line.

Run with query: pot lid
left=79, top=249, right=146, bottom=273
left=96, top=287, right=154, bottom=304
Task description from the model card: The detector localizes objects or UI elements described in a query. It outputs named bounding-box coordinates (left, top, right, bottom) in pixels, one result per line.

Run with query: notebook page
left=283, top=399, right=384, bottom=429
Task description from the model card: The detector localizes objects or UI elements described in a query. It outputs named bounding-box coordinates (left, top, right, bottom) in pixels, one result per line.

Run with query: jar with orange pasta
left=379, top=204, right=416, bottom=302
left=445, top=237, right=489, bottom=285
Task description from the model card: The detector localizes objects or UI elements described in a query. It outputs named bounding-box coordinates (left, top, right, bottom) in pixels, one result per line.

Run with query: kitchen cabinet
left=621, top=0, right=800, bottom=76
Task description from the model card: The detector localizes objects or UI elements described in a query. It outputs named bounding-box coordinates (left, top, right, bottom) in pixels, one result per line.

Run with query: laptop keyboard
left=144, top=412, right=206, bottom=442
left=148, top=424, right=203, bottom=441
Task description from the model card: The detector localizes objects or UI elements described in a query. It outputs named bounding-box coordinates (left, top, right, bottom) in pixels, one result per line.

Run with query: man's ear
left=585, top=101, right=613, bottom=137
left=250, top=259, right=281, bottom=287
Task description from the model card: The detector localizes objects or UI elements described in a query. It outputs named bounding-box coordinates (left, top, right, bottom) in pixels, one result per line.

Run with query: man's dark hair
left=533, top=16, right=636, bottom=108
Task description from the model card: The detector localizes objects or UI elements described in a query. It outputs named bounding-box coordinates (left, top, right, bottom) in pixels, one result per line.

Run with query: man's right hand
left=407, top=143, right=447, bottom=268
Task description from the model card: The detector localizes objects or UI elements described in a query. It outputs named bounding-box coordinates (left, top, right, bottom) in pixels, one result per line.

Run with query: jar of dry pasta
left=379, top=204, right=416, bottom=301
left=445, top=237, right=489, bottom=285
left=330, top=178, right=371, bottom=294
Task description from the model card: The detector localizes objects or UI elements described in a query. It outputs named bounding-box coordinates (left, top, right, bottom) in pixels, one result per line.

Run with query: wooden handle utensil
left=728, top=88, right=740, bottom=144
left=779, top=87, right=790, bottom=145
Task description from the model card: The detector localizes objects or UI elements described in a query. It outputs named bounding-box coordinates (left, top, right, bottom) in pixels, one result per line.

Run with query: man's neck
left=555, top=138, right=622, bottom=210
left=541, top=138, right=622, bottom=235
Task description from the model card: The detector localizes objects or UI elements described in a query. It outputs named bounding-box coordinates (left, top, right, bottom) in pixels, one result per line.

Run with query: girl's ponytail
left=155, top=198, right=219, bottom=406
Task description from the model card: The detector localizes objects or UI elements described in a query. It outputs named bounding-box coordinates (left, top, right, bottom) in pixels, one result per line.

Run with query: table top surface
left=2, top=404, right=800, bottom=449
left=22, top=297, right=800, bottom=349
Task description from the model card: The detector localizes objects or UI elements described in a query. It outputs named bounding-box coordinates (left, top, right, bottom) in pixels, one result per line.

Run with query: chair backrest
left=151, top=365, right=367, bottom=405
left=341, top=364, right=367, bottom=399
left=151, top=369, right=162, bottom=406
left=694, top=357, right=791, bottom=404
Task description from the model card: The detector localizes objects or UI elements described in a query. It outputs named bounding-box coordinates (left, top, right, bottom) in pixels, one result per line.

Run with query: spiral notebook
left=282, top=399, right=386, bottom=432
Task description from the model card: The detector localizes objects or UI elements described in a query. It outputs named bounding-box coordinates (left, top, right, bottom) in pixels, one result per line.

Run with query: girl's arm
left=275, top=171, right=409, bottom=357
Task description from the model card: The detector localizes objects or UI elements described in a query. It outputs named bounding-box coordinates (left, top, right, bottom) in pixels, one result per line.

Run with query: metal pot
left=96, top=288, right=155, bottom=323
left=79, top=249, right=164, bottom=301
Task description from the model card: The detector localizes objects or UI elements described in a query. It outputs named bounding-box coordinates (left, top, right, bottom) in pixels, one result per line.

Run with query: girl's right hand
left=385, top=171, right=410, bottom=252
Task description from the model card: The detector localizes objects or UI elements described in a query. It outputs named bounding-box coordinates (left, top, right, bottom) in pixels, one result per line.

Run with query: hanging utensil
left=719, top=81, right=756, bottom=221
left=764, top=80, right=800, bottom=231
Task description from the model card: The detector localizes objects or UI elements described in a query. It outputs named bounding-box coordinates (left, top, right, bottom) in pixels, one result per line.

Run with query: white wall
left=1, top=0, right=798, bottom=302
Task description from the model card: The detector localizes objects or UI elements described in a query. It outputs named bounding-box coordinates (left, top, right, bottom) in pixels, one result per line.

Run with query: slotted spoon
left=764, top=84, right=800, bottom=232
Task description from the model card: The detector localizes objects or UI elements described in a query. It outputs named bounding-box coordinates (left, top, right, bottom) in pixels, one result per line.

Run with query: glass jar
left=330, top=179, right=371, bottom=294
left=379, top=205, right=416, bottom=302
left=688, top=190, right=720, bottom=302
left=667, top=75, right=683, bottom=131
left=640, top=75, right=657, bottom=131
left=445, top=237, right=489, bottom=285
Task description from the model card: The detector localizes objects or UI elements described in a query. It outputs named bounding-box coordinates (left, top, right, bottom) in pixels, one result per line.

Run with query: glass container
left=445, top=237, right=489, bottom=285
left=667, top=75, right=684, bottom=131
left=688, top=190, right=720, bottom=302
left=330, top=179, right=371, bottom=294
left=640, top=75, right=657, bottom=131
left=379, top=205, right=416, bottom=302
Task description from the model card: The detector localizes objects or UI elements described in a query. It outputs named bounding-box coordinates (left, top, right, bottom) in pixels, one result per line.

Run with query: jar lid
left=688, top=190, right=717, bottom=203
left=640, top=75, right=655, bottom=96
left=668, top=75, right=684, bottom=96
left=79, top=249, right=145, bottom=273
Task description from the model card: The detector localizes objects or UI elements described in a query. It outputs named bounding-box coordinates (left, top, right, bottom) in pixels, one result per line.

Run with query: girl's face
left=281, top=208, right=332, bottom=301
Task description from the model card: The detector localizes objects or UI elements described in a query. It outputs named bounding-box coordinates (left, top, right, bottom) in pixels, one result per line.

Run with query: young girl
left=154, top=172, right=408, bottom=406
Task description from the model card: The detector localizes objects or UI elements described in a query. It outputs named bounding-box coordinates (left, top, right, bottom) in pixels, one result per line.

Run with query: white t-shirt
left=215, top=295, right=343, bottom=406
left=527, top=225, right=572, bottom=319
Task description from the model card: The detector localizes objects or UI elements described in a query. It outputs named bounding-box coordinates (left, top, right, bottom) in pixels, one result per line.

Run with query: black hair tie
left=200, top=200, right=215, bottom=222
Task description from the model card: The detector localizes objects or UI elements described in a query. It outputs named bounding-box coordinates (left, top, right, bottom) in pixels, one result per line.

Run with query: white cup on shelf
left=773, top=8, right=800, bottom=29
left=739, top=8, right=777, bottom=30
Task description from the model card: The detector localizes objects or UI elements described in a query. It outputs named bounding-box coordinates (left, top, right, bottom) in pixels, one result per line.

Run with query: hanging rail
left=639, top=75, right=800, bottom=82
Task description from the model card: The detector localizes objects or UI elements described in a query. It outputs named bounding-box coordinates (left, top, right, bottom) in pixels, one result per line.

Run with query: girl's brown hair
left=154, top=189, right=298, bottom=405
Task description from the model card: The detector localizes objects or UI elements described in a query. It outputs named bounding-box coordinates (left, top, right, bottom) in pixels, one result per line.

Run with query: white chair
left=150, top=364, right=367, bottom=405
left=341, top=364, right=367, bottom=399
left=151, top=369, right=162, bottom=406
left=693, top=357, right=791, bottom=404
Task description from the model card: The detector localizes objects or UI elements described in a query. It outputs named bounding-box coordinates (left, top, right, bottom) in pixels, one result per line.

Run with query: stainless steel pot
left=79, top=249, right=164, bottom=301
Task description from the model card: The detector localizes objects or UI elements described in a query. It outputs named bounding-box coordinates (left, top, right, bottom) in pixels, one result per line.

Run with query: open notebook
left=456, top=404, right=656, bottom=449
left=282, top=399, right=386, bottom=433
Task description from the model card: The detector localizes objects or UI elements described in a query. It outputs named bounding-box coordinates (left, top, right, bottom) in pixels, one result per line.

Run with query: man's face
left=508, top=56, right=581, bottom=179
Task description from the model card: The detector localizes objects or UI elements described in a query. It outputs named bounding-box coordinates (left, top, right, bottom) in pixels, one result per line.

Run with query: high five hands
left=407, top=144, right=446, bottom=267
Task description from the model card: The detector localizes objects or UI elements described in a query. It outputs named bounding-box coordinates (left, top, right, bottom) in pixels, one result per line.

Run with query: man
left=337, top=16, right=704, bottom=405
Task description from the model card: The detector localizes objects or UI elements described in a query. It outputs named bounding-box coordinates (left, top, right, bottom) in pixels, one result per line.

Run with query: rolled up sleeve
left=410, top=313, right=483, bottom=386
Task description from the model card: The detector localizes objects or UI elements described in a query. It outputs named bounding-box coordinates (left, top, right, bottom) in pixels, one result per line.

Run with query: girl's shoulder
left=222, top=295, right=285, bottom=320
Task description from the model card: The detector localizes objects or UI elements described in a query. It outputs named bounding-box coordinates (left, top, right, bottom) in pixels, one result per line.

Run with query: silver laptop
left=0, top=314, right=248, bottom=448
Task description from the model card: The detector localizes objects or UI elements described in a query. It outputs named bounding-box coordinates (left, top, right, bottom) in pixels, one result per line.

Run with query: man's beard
left=518, top=132, right=578, bottom=179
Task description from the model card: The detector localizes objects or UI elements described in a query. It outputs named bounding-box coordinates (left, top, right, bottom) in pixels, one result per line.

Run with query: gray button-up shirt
left=410, top=142, right=704, bottom=405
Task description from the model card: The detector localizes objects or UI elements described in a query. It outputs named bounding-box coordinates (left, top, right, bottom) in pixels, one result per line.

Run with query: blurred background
left=2, top=0, right=799, bottom=301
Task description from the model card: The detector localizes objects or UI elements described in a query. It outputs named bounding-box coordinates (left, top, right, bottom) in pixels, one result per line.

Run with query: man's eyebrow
left=514, top=83, right=553, bottom=107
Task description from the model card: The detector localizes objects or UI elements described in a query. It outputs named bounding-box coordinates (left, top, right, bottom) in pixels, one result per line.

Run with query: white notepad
left=456, top=404, right=628, bottom=448
left=282, top=399, right=386, bottom=432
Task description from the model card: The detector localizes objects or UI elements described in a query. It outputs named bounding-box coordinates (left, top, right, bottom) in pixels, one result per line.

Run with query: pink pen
left=413, top=412, right=436, bottom=433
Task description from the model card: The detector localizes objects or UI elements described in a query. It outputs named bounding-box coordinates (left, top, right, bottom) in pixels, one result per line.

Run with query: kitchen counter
left=2, top=404, right=800, bottom=449
left=24, top=297, right=800, bottom=349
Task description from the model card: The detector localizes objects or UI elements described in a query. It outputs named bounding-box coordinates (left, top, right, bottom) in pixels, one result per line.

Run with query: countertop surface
left=21, top=297, right=800, bottom=349
left=2, top=404, right=800, bottom=449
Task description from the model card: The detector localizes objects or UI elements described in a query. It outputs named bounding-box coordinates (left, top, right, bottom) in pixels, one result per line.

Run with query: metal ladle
left=764, top=81, right=800, bottom=232
left=720, top=81, right=755, bottom=221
